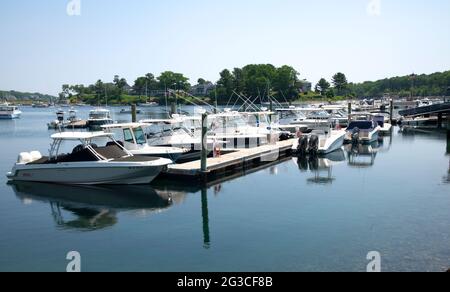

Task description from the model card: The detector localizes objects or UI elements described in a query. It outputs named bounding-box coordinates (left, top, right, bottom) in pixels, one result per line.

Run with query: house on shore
left=190, top=82, right=215, bottom=96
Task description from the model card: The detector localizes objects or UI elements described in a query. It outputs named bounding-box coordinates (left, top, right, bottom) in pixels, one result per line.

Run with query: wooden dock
left=163, top=139, right=296, bottom=180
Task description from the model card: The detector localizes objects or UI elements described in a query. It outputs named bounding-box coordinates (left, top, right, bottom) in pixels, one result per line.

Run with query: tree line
left=60, top=67, right=450, bottom=105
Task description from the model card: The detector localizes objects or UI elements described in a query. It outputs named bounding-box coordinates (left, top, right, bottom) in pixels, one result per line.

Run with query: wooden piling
left=348, top=102, right=352, bottom=125
left=131, top=104, right=137, bottom=123
left=171, top=102, right=177, bottom=116
left=390, top=99, right=394, bottom=124
left=437, top=113, right=443, bottom=129
left=201, top=113, right=208, bottom=173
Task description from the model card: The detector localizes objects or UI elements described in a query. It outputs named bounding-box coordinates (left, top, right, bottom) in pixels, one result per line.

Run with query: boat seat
left=95, top=145, right=128, bottom=159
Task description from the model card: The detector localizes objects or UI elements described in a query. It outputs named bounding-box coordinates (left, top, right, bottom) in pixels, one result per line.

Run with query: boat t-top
left=0, top=103, right=22, bottom=119
left=6, top=131, right=172, bottom=185
left=102, top=123, right=189, bottom=162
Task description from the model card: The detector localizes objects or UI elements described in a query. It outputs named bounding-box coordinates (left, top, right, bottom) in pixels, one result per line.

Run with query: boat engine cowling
left=297, top=136, right=309, bottom=155
left=351, top=127, right=360, bottom=144
left=308, top=135, right=319, bottom=154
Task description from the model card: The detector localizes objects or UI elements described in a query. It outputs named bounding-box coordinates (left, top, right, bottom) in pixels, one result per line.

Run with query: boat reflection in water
left=294, top=149, right=346, bottom=185
left=9, top=182, right=175, bottom=231
left=344, top=142, right=380, bottom=168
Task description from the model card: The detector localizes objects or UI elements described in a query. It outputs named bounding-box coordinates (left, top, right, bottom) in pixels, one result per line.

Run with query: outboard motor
left=351, top=127, right=360, bottom=145
left=297, top=136, right=309, bottom=156
left=308, top=135, right=319, bottom=155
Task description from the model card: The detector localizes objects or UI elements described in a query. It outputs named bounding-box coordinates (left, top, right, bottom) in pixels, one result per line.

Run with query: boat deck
left=164, top=139, right=295, bottom=178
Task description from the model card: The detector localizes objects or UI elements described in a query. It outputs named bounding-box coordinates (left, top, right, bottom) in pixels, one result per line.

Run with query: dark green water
left=0, top=107, right=449, bottom=272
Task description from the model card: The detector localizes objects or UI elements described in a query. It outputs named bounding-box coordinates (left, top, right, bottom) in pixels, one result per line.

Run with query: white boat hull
left=0, top=112, right=21, bottom=119
left=7, top=162, right=167, bottom=185
left=318, top=132, right=345, bottom=154
left=345, top=129, right=380, bottom=144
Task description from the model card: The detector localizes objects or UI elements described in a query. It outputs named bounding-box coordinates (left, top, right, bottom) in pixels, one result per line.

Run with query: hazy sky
left=1, top=0, right=449, bottom=95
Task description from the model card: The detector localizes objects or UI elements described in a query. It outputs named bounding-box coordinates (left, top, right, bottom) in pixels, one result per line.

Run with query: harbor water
left=0, top=107, right=449, bottom=272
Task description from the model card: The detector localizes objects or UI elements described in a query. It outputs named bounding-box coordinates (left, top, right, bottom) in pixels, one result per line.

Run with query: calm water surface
left=0, top=107, right=449, bottom=272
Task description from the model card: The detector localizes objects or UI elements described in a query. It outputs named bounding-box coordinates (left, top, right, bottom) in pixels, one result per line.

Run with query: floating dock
left=163, top=139, right=296, bottom=180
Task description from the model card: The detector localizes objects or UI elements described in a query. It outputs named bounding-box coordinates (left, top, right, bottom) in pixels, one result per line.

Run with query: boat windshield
left=307, top=111, right=330, bottom=119
left=347, top=121, right=373, bottom=130
left=133, top=127, right=147, bottom=145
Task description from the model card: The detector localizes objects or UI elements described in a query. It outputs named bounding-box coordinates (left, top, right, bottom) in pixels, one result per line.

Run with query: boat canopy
left=102, top=123, right=146, bottom=130
left=50, top=132, right=115, bottom=141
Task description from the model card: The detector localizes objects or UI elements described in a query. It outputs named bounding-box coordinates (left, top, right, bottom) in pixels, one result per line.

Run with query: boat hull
left=0, top=113, right=21, bottom=119
left=318, top=134, right=345, bottom=154
left=7, top=163, right=166, bottom=185
left=87, top=119, right=113, bottom=130
left=345, top=130, right=380, bottom=144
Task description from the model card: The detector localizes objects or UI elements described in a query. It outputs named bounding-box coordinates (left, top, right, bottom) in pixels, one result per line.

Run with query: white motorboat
left=207, top=111, right=270, bottom=149
left=102, top=123, right=189, bottom=162
left=48, top=108, right=82, bottom=129
left=6, top=132, right=172, bottom=185
left=68, top=108, right=81, bottom=123
left=87, top=108, right=113, bottom=130
left=320, top=105, right=349, bottom=127
left=372, top=114, right=392, bottom=134
left=140, top=119, right=220, bottom=162
left=292, top=126, right=346, bottom=155
left=276, top=107, right=307, bottom=126
left=344, top=114, right=381, bottom=144
left=139, top=102, right=159, bottom=107
left=0, top=103, right=22, bottom=119
left=47, top=109, right=67, bottom=129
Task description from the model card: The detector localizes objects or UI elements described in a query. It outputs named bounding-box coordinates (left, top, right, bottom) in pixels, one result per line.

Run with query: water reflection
left=9, top=182, right=174, bottom=231
left=294, top=149, right=346, bottom=185
left=344, top=142, right=379, bottom=168
left=0, top=120, right=18, bottom=136
left=447, top=130, right=450, bottom=154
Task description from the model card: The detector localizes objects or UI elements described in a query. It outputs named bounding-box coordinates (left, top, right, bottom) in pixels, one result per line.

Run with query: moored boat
left=0, top=103, right=22, bottom=119
left=6, top=132, right=172, bottom=185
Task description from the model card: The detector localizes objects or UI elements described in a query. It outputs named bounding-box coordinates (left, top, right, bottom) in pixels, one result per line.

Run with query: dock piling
left=131, top=104, right=137, bottom=123
left=390, top=99, right=394, bottom=124
left=201, top=113, right=208, bottom=173
left=170, top=102, right=177, bottom=116
left=438, top=113, right=443, bottom=129
left=348, top=102, right=352, bottom=125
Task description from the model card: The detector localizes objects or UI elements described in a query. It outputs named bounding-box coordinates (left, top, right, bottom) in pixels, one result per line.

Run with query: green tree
left=326, top=88, right=335, bottom=99
left=315, top=78, right=330, bottom=96
left=232, top=68, right=244, bottom=94
left=273, top=65, right=300, bottom=100
left=133, top=73, right=158, bottom=96
left=216, top=69, right=234, bottom=100
left=157, top=71, right=190, bottom=91
left=332, top=72, right=348, bottom=95
left=241, top=64, right=276, bottom=99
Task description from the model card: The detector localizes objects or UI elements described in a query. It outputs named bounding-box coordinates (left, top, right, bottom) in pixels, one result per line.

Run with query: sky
left=0, top=0, right=449, bottom=95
